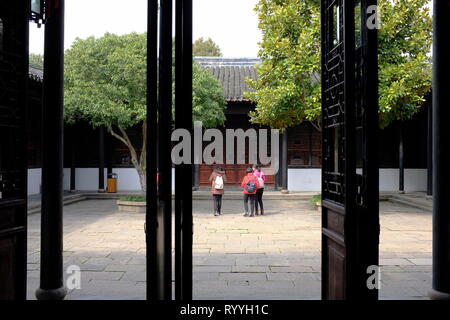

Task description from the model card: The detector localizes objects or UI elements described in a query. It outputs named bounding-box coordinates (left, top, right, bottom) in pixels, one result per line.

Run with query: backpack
left=257, top=177, right=265, bottom=189
left=245, top=179, right=256, bottom=193
left=214, top=175, right=224, bottom=190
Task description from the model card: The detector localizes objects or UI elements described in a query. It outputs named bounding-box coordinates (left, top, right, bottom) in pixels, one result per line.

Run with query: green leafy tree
left=29, top=53, right=44, bottom=68
left=246, top=0, right=432, bottom=130
left=193, top=37, right=222, bottom=57
left=64, top=33, right=226, bottom=191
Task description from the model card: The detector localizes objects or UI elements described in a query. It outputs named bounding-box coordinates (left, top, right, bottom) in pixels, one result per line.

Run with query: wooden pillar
left=98, top=127, right=105, bottom=192
left=427, top=103, right=433, bottom=197
left=398, top=124, right=404, bottom=194
left=175, top=0, right=193, bottom=300
left=146, top=0, right=158, bottom=300
left=147, top=0, right=173, bottom=300
left=430, top=0, right=450, bottom=300
left=281, top=129, right=289, bottom=193
left=70, top=128, right=76, bottom=192
left=36, top=0, right=67, bottom=300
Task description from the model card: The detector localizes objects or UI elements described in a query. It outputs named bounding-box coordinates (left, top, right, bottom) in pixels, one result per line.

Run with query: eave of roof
left=195, top=57, right=260, bottom=102
left=29, top=65, right=43, bottom=82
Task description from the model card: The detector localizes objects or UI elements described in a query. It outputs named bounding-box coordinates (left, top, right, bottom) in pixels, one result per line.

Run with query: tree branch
left=310, top=120, right=322, bottom=132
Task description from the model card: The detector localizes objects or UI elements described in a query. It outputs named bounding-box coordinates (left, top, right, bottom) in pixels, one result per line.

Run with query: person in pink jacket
left=252, top=164, right=266, bottom=215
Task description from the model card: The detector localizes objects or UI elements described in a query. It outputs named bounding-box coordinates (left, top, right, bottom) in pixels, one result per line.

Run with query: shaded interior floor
left=26, top=197, right=431, bottom=300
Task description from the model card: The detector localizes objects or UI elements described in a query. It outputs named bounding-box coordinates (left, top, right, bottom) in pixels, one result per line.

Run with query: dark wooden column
left=192, top=165, right=199, bottom=190
left=398, top=124, right=404, bottom=193
left=280, top=129, right=289, bottom=193
left=430, top=0, right=450, bottom=300
left=147, top=0, right=173, bottom=300
left=146, top=0, right=158, bottom=300
left=36, top=0, right=67, bottom=300
left=70, top=127, right=76, bottom=192
left=157, top=0, right=173, bottom=300
left=427, top=104, right=433, bottom=197
left=175, top=0, right=193, bottom=300
left=98, top=127, right=105, bottom=192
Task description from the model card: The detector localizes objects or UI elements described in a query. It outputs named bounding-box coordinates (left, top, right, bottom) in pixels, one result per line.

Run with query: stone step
left=388, top=195, right=432, bottom=212
left=27, top=193, right=86, bottom=215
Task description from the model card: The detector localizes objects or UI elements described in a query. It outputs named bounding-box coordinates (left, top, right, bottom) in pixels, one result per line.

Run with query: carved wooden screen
left=0, top=1, right=29, bottom=300
left=321, top=0, right=379, bottom=300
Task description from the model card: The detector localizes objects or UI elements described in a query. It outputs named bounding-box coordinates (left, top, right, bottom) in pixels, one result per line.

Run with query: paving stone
left=267, top=272, right=319, bottom=281
left=121, top=271, right=146, bottom=282
left=104, top=264, right=146, bottom=272
left=194, top=265, right=232, bottom=273
left=26, top=198, right=433, bottom=300
left=408, top=258, right=432, bottom=266
left=80, top=271, right=124, bottom=281
left=231, top=265, right=268, bottom=273
left=379, top=258, right=414, bottom=266
left=218, top=272, right=267, bottom=281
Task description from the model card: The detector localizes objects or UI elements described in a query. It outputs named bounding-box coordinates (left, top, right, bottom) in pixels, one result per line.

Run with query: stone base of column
left=281, top=189, right=289, bottom=194
left=398, top=190, right=405, bottom=194
left=429, top=289, right=450, bottom=300
left=98, top=189, right=106, bottom=193
left=36, top=286, right=67, bottom=300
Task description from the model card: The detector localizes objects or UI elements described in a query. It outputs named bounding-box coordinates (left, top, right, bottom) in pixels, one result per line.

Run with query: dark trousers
left=244, top=193, right=256, bottom=215
left=213, top=194, right=222, bottom=214
left=255, top=188, right=264, bottom=212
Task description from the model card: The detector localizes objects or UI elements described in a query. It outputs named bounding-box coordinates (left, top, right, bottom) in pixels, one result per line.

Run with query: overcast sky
left=29, top=0, right=262, bottom=57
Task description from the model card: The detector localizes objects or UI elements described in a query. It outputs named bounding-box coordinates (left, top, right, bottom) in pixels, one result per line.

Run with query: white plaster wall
left=63, top=168, right=71, bottom=191
left=75, top=168, right=106, bottom=191
left=379, top=169, right=427, bottom=192
left=287, top=168, right=427, bottom=192
left=27, top=168, right=42, bottom=196
left=288, top=168, right=321, bottom=192
left=111, top=168, right=140, bottom=191
left=111, top=168, right=175, bottom=191
left=30, top=167, right=426, bottom=194
left=66, top=168, right=175, bottom=191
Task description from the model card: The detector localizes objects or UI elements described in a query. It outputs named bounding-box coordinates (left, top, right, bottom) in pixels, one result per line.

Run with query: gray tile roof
left=29, top=58, right=262, bottom=102
left=29, top=65, right=43, bottom=82
left=195, top=57, right=260, bottom=102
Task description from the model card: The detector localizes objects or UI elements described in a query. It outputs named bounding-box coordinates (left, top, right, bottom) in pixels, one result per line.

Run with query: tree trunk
left=138, top=170, right=147, bottom=192
left=109, top=123, right=147, bottom=192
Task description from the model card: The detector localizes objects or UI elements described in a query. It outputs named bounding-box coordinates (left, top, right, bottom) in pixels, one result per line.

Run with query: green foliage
left=191, top=62, right=226, bottom=127
left=64, top=32, right=226, bottom=190
left=120, top=195, right=146, bottom=202
left=29, top=53, right=44, bottom=68
left=193, top=37, right=222, bottom=57
left=377, top=0, right=432, bottom=128
left=310, top=194, right=321, bottom=206
left=64, top=32, right=226, bottom=130
left=247, top=0, right=432, bottom=130
left=65, top=33, right=147, bottom=130
left=246, top=0, right=321, bottom=129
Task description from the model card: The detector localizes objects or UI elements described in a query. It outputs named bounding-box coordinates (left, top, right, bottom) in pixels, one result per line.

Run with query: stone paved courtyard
left=26, top=198, right=432, bottom=300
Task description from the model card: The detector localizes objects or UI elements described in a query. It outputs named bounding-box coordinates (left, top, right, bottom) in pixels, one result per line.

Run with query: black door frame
left=0, top=1, right=29, bottom=300
left=23, top=0, right=382, bottom=301
left=320, top=0, right=379, bottom=300
left=146, top=0, right=193, bottom=300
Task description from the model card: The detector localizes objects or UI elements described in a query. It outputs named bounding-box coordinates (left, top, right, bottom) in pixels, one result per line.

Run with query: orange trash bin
left=107, top=173, right=118, bottom=193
